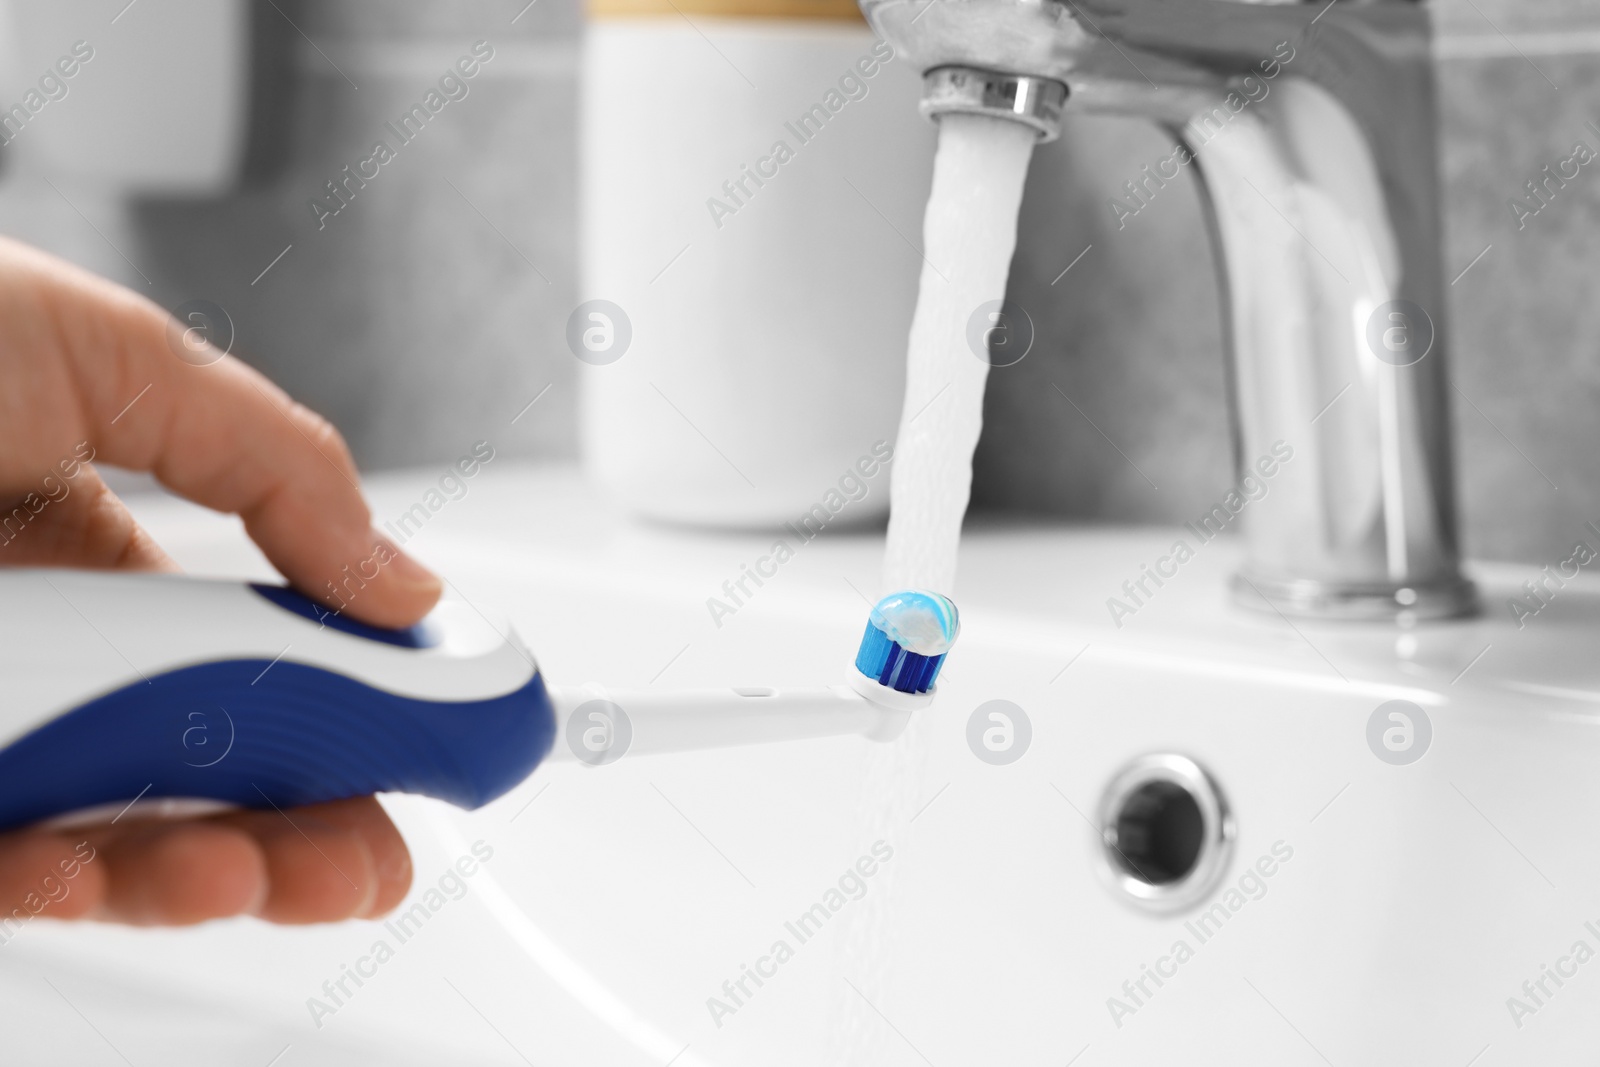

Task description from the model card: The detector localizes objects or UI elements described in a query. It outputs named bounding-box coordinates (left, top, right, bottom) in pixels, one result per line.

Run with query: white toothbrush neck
left=544, top=684, right=913, bottom=762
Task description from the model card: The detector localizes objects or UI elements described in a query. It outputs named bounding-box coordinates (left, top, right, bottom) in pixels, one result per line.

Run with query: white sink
left=10, top=463, right=1598, bottom=1065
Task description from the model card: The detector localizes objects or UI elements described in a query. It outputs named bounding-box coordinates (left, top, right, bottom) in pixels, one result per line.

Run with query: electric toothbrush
left=0, top=571, right=957, bottom=832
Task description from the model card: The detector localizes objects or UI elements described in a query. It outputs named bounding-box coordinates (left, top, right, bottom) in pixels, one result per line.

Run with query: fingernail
left=374, top=532, right=439, bottom=589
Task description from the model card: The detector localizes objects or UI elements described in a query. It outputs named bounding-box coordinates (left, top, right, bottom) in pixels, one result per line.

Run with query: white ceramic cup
left=579, top=11, right=934, bottom=527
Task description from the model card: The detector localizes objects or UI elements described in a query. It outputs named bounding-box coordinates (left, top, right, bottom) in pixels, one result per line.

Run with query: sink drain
left=1097, top=754, right=1234, bottom=912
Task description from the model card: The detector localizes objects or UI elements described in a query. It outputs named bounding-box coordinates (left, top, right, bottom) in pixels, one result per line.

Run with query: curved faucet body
left=865, top=0, right=1475, bottom=621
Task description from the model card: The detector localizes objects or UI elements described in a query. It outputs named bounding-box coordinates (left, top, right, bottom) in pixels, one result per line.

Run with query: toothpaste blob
left=854, top=591, right=960, bottom=694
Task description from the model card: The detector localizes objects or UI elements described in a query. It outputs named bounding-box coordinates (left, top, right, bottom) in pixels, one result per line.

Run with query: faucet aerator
left=920, top=66, right=1068, bottom=141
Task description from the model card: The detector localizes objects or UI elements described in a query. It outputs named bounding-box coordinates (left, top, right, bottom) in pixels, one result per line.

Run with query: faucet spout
left=866, top=0, right=1477, bottom=621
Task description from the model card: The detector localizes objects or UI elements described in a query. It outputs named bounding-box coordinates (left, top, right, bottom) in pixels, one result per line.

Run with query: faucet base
left=1230, top=571, right=1479, bottom=624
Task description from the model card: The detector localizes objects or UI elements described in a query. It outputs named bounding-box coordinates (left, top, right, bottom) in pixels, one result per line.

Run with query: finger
left=280, top=797, right=412, bottom=918
left=214, top=807, right=379, bottom=924
left=89, top=822, right=267, bottom=926
left=0, top=462, right=177, bottom=572
left=0, top=832, right=107, bottom=924
left=3, top=237, right=440, bottom=628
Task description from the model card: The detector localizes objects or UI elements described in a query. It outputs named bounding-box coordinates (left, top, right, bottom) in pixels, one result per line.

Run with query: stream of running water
left=832, top=111, right=1039, bottom=1065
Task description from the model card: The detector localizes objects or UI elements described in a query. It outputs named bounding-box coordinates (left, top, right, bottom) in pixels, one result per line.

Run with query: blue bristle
left=877, top=646, right=899, bottom=686
left=855, top=622, right=894, bottom=678
left=855, top=622, right=946, bottom=694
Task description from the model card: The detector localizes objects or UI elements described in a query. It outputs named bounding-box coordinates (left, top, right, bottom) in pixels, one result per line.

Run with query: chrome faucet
left=864, top=0, right=1477, bottom=622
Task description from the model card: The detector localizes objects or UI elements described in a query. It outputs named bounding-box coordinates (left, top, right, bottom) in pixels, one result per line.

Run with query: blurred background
left=0, top=0, right=1592, bottom=562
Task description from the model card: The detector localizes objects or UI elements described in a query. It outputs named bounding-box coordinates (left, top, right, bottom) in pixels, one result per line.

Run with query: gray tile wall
left=142, top=0, right=581, bottom=467
left=972, top=114, right=1232, bottom=529
left=0, top=0, right=581, bottom=469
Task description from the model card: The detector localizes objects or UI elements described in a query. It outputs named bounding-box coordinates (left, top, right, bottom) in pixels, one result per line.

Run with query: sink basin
left=10, top=463, right=1599, bottom=1064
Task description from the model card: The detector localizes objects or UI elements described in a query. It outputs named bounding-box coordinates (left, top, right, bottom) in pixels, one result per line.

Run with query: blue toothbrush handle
left=0, top=571, right=556, bottom=831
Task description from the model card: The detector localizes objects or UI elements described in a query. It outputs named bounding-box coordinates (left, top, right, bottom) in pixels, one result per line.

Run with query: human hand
left=0, top=236, right=435, bottom=925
